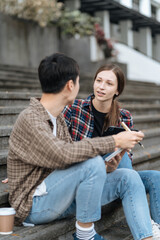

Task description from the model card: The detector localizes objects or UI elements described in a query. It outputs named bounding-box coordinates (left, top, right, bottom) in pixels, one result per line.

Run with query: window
left=133, top=0, right=140, bottom=11
left=151, top=4, right=157, bottom=19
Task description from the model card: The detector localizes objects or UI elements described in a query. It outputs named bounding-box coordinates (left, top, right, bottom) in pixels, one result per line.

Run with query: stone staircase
left=0, top=65, right=160, bottom=239
left=0, top=64, right=40, bottom=92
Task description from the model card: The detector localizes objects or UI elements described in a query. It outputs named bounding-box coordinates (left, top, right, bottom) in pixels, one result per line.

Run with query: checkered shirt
left=7, top=97, right=115, bottom=225
left=63, top=95, right=134, bottom=142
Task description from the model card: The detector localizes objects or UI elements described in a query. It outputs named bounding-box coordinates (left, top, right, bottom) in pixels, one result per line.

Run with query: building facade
left=78, top=0, right=160, bottom=84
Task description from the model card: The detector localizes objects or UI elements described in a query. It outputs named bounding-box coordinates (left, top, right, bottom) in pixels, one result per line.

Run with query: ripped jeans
left=25, top=155, right=153, bottom=240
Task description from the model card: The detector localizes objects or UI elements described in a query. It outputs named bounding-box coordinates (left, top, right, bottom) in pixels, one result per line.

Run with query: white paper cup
left=0, top=208, right=16, bottom=235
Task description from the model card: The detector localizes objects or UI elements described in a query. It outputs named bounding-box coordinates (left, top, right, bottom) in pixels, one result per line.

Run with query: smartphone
left=103, top=126, right=138, bottom=137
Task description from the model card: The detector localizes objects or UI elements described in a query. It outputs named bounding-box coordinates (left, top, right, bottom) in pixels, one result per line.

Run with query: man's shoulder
left=12, top=106, right=32, bottom=134
left=13, top=99, right=44, bottom=130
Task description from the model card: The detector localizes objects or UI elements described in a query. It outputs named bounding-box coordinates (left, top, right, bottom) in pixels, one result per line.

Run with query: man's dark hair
left=38, top=53, right=79, bottom=93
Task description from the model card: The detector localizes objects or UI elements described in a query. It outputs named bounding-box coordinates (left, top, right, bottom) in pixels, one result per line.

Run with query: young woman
left=63, top=63, right=160, bottom=240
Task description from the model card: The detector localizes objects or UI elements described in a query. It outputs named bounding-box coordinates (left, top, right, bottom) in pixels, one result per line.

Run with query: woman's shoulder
left=120, top=108, right=132, bottom=119
left=119, top=108, right=133, bottom=127
left=73, top=98, right=84, bottom=106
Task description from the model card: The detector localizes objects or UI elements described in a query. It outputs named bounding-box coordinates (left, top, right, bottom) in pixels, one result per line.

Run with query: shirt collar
left=29, top=97, right=63, bottom=122
left=82, top=94, right=94, bottom=111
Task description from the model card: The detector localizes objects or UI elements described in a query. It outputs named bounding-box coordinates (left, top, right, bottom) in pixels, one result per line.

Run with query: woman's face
left=93, top=70, right=118, bottom=103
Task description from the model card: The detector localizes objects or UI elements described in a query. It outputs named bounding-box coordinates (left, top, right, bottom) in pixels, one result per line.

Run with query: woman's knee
left=120, top=169, right=145, bottom=190
left=139, top=170, right=160, bottom=183
left=138, top=170, right=160, bottom=192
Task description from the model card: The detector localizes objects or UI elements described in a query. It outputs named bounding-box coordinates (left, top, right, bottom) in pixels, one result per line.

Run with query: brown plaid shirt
left=7, top=98, right=115, bottom=225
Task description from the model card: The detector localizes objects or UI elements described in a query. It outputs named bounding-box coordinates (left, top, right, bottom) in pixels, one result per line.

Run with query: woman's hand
left=105, top=149, right=126, bottom=173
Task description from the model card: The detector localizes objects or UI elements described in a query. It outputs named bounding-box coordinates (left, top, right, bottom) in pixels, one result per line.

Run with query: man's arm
left=9, top=109, right=144, bottom=170
left=9, top=112, right=116, bottom=170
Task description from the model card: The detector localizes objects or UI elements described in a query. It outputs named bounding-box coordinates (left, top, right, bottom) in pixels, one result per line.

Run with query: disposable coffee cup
left=0, top=208, right=16, bottom=235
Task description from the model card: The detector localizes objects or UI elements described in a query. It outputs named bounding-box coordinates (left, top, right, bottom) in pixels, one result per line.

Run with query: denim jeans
left=138, top=170, right=160, bottom=224
left=103, top=152, right=133, bottom=169
left=25, top=155, right=153, bottom=240
left=117, top=152, right=160, bottom=224
left=117, top=152, right=133, bottom=169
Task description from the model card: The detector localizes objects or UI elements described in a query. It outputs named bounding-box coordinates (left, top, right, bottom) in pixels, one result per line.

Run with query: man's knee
left=83, top=156, right=106, bottom=180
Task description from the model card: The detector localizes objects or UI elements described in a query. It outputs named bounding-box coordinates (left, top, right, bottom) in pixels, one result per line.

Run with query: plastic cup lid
left=0, top=208, right=16, bottom=216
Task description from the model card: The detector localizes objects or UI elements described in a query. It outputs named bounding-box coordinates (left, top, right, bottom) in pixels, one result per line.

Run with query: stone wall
left=0, top=13, right=59, bottom=68
left=59, top=36, right=127, bottom=77
left=0, top=13, right=127, bottom=76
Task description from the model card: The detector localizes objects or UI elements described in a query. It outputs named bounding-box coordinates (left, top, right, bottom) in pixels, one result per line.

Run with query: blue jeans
left=117, top=152, right=160, bottom=224
left=117, top=152, right=133, bottom=169
left=25, top=156, right=153, bottom=240
left=103, top=152, right=133, bottom=169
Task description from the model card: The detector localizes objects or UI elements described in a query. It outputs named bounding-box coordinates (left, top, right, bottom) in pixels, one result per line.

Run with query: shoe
left=151, top=219, right=160, bottom=239
left=73, top=232, right=106, bottom=240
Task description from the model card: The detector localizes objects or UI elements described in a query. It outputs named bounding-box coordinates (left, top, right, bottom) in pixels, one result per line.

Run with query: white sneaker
left=151, top=219, right=160, bottom=239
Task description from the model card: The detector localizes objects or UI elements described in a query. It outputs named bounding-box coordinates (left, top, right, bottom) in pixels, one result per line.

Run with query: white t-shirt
left=33, top=110, right=57, bottom=198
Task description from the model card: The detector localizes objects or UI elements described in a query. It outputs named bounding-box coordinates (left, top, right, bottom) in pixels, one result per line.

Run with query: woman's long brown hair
left=93, top=63, right=126, bottom=131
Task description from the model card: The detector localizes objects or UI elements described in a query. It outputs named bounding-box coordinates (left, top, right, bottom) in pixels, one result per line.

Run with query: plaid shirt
left=63, top=95, right=134, bottom=141
left=7, top=97, right=115, bottom=225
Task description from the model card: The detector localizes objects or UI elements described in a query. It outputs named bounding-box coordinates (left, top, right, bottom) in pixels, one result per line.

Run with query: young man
left=7, top=53, right=149, bottom=240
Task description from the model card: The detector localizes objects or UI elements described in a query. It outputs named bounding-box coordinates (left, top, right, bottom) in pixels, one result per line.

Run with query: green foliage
left=0, top=1, right=100, bottom=37
left=0, top=0, right=63, bottom=27
left=57, top=10, right=100, bottom=37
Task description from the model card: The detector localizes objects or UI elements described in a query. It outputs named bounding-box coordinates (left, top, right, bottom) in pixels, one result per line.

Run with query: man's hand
left=2, top=178, right=8, bottom=184
left=113, top=131, right=144, bottom=150
left=105, top=149, right=126, bottom=173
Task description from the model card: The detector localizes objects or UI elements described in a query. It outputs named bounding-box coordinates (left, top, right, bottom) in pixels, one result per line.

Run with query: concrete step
left=0, top=80, right=40, bottom=89
left=0, top=75, right=38, bottom=84
left=0, top=149, right=8, bottom=166
left=123, top=88, right=160, bottom=96
left=132, top=144, right=160, bottom=171
left=0, top=69, right=38, bottom=80
left=0, top=91, right=41, bottom=106
left=0, top=165, right=8, bottom=207
left=126, top=80, right=159, bottom=87
left=120, top=95, right=160, bottom=104
left=132, top=127, right=160, bottom=151
left=0, top=106, right=26, bottom=125
left=122, top=103, right=160, bottom=115
left=133, top=114, right=160, bottom=129
left=126, top=81, right=160, bottom=95
left=0, top=126, right=12, bottom=150
left=0, top=64, right=37, bottom=75
left=102, top=218, right=132, bottom=240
